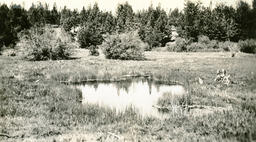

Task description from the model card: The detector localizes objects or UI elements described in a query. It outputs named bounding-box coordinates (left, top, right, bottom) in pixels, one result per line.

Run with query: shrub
left=20, top=27, right=71, bottom=61
left=218, top=41, right=236, bottom=52
left=186, top=42, right=206, bottom=52
left=167, top=37, right=188, bottom=52
left=207, top=40, right=219, bottom=49
left=88, top=45, right=99, bottom=56
left=101, top=31, right=146, bottom=60
left=77, top=23, right=103, bottom=49
left=198, top=35, right=210, bottom=45
left=187, top=40, right=221, bottom=52
left=239, top=39, right=256, bottom=54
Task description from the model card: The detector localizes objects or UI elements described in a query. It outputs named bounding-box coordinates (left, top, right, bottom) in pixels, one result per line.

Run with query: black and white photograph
left=0, top=0, right=256, bottom=141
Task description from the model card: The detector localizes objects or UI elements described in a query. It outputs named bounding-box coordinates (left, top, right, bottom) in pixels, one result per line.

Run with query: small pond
left=76, top=78, right=185, bottom=118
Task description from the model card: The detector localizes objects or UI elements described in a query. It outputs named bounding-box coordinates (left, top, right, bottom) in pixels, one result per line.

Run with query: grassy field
left=0, top=49, right=256, bottom=141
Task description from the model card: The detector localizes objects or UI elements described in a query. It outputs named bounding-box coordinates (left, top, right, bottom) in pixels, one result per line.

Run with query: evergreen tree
left=60, top=6, right=72, bottom=25
left=50, top=3, right=60, bottom=25
left=236, top=1, right=251, bottom=39
left=116, top=2, right=135, bottom=32
left=0, top=4, right=11, bottom=48
left=28, top=3, right=46, bottom=26
left=183, top=1, right=201, bottom=41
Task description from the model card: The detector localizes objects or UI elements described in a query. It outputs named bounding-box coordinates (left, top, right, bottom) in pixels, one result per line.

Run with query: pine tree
left=50, top=3, right=60, bottom=25
left=116, top=2, right=135, bottom=32
left=0, top=4, right=11, bottom=48
left=28, top=3, right=45, bottom=26
left=183, top=1, right=201, bottom=41
left=236, top=1, right=251, bottom=39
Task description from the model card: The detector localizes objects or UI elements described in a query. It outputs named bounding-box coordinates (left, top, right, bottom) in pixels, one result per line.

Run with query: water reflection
left=76, top=79, right=185, bottom=118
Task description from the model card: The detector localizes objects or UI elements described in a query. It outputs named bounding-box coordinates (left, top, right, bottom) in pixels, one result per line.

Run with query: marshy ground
left=1, top=49, right=256, bottom=141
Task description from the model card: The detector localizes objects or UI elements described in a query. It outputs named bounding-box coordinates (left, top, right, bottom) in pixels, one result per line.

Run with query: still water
left=76, top=79, right=185, bottom=118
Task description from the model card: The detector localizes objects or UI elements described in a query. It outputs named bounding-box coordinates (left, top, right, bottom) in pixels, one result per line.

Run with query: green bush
left=239, top=39, right=256, bottom=54
left=167, top=37, right=188, bottom=52
left=20, top=27, right=71, bottom=61
left=101, top=31, right=146, bottom=60
left=77, top=23, right=103, bottom=49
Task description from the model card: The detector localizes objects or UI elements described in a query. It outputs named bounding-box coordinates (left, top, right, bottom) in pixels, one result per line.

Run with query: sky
left=0, top=0, right=253, bottom=13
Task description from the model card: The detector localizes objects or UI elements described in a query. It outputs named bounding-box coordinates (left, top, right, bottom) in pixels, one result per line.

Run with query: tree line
left=0, top=0, right=256, bottom=50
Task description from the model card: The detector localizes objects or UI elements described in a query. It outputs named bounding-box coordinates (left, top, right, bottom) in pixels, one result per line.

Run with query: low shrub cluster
left=167, top=35, right=239, bottom=52
left=101, top=31, right=146, bottom=60
left=19, top=27, right=71, bottom=61
left=167, top=37, right=189, bottom=52
left=239, top=39, right=256, bottom=54
left=218, top=41, right=237, bottom=52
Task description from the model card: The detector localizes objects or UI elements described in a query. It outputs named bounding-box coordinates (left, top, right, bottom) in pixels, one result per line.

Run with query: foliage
left=167, top=37, right=188, bottom=52
left=186, top=42, right=206, bottom=52
left=101, top=31, right=146, bottom=60
left=0, top=4, right=31, bottom=48
left=218, top=41, right=236, bottom=52
left=89, top=45, right=99, bottom=56
left=207, top=40, right=219, bottom=49
left=198, top=35, right=210, bottom=45
left=138, top=5, right=169, bottom=49
left=77, top=23, right=103, bottom=49
left=28, top=2, right=60, bottom=26
left=238, top=39, right=256, bottom=54
left=62, top=16, right=79, bottom=32
left=20, top=27, right=71, bottom=61
left=186, top=36, right=219, bottom=52
left=116, top=2, right=135, bottom=32
left=1, top=0, right=256, bottom=53
left=140, top=26, right=165, bottom=50
left=182, top=1, right=201, bottom=41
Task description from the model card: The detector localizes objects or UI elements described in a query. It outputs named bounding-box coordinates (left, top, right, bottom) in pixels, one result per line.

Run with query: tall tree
left=236, top=1, right=251, bottom=39
left=28, top=3, right=45, bottom=26
left=0, top=4, right=11, bottom=48
left=116, top=2, right=135, bottom=32
left=183, top=1, right=201, bottom=41
left=50, top=3, right=60, bottom=25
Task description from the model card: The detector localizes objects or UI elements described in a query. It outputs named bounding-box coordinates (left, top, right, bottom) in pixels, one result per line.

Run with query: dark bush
left=101, top=31, right=146, bottom=60
left=89, top=45, right=99, bottom=56
left=62, top=17, right=77, bottom=32
left=239, top=39, right=256, bottom=54
left=77, top=23, right=103, bottom=49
